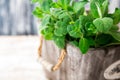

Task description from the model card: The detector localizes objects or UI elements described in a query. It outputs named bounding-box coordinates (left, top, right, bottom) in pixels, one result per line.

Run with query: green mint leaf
left=93, top=18, right=104, bottom=32
left=90, top=2, right=100, bottom=18
left=31, top=0, right=38, bottom=3
left=41, top=0, right=51, bottom=12
left=32, top=7, right=43, bottom=18
left=95, top=2, right=102, bottom=18
left=76, top=7, right=85, bottom=16
left=67, top=20, right=82, bottom=38
left=51, top=2, right=61, bottom=8
left=109, top=31, right=120, bottom=41
left=41, top=27, right=54, bottom=40
left=73, top=1, right=88, bottom=13
left=54, top=21, right=67, bottom=36
left=79, top=15, right=93, bottom=26
left=53, top=35, right=65, bottom=48
left=90, top=0, right=109, bottom=18
left=63, top=16, right=71, bottom=23
left=58, top=12, right=68, bottom=19
left=102, top=17, right=113, bottom=32
left=90, top=0, right=104, bottom=4
left=95, top=34, right=113, bottom=46
left=111, top=8, right=120, bottom=24
left=110, top=25, right=119, bottom=32
left=41, top=15, right=51, bottom=27
left=102, top=0, right=109, bottom=16
left=93, top=17, right=113, bottom=33
left=87, top=38, right=95, bottom=46
left=79, top=38, right=89, bottom=54
left=85, top=23, right=97, bottom=36
left=52, top=9, right=64, bottom=18
left=58, top=0, right=71, bottom=9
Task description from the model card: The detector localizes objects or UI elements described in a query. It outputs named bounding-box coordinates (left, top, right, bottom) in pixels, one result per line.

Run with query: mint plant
left=32, top=0, right=120, bottom=54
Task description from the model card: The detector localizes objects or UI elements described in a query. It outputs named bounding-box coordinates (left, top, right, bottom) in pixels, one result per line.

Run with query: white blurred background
left=0, top=0, right=119, bottom=80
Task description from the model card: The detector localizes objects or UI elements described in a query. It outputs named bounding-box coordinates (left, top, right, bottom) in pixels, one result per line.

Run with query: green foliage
left=41, top=26, right=54, bottom=40
left=108, top=8, right=120, bottom=24
left=73, top=1, right=88, bottom=13
left=67, top=20, right=82, bottom=38
left=58, top=0, right=71, bottom=9
left=79, top=38, right=89, bottom=54
left=102, top=0, right=109, bottom=16
left=53, top=35, right=65, bottom=48
left=93, top=17, right=113, bottom=33
left=85, top=23, right=97, bottom=36
left=31, top=0, right=39, bottom=3
left=95, top=34, right=113, bottom=47
left=54, top=21, right=67, bottom=36
left=109, top=31, right=120, bottom=41
left=32, top=0, right=120, bottom=54
left=32, top=7, right=43, bottom=18
left=90, top=0, right=109, bottom=18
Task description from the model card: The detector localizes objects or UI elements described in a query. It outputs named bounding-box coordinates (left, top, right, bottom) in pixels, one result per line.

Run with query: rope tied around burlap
left=38, top=36, right=67, bottom=72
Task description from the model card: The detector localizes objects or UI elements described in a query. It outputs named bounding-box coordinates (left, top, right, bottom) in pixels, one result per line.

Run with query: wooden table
left=0, top=36, right=47, bottom=80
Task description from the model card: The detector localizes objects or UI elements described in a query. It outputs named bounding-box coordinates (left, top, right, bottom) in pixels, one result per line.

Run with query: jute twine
left=38, top=35, right=67, bottom=71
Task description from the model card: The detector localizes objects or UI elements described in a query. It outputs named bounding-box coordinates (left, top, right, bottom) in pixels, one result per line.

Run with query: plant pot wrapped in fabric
left=32, top=0, right=120, bottom=80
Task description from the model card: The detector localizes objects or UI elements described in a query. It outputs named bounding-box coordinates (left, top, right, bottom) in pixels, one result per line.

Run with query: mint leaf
left=93, top=17, right=113, bottom=33
left=95, top=34, right=113, bottom=46
left=79, top=15, right=93, bottom=26
left=102, top=17, right=113, bottom=32
left=42, top=15, right=51, bottom=27
left=31, top=0, right=38, bottom=3
left=58, top=0, right=70, bottom=9
left=53, top=35, right=65, bottom=48
left=85, top=23, right=97, bottom=36
left=41, top=0, right=51, bottom=12
left=90, top=0, right=108, bottom=18
left=54, top=21, right=67, bottom=36
left=87, top=38, right=95, bottom=46
left=111, top=8, right=120, bottom=24
left=102, top=0, right=109, bottom=16
left=73, top=1, right=88, bottom=13
left=67, top=20, right=82, bottom=38
left=41, top=27, right=54, bottom=40
left=90, top=2, right=100, bottom=18
left=93, top=18, right=104, bottom=32
left=90, top=0, right=104, bottom=4
left=109, top=31, right=120, bottom=41
left=110, top=25, right=119, bottom=32
left=32, top=7, right=43, bottom=18
left=95, top=2, right=102, bottom=18
left=79, top=38, right=89, bottom=54
left=52, top=9, right=64, bottom=18
left=58, top=12, right=68, bottom=19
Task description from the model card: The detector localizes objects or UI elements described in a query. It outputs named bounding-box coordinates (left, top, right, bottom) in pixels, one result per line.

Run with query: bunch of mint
left=32, top=0, right=120, bottom=54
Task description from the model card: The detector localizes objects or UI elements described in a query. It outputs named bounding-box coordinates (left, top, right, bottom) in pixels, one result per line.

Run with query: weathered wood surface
left=42, top=40, right=61, bottom=80
left=0, top=0, right=38, bottom=35
left=42, top=40, right=120, bottom=80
